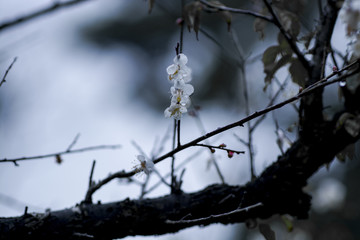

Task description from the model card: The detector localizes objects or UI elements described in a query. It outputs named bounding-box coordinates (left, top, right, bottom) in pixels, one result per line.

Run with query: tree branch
left=84, top=58, right=360, bottom=202
left=199, top=0, right=273, bottom=23
left=0, top=57, right=17, bottom=88
left=0, top=0, right=91, bottom=32
left=0, top=145, right=121, bottom=165
left=299, top=0, right=341, bottom=136
left=2, top=108, right=359, bottom=239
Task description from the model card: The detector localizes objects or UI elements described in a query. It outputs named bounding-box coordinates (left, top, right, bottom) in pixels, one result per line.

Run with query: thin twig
left=166, top=202, right=263, bottom=224
left=171, top=119, right=177, bottom=192
left=195, top=144, right=245, bottom=155
left=143, top=148, right=205, bottom=196
left=229, top=29, right=256, bottom=179
left=199, top=0, right=273, bottom=23
left=190, top=105, right=225, bottom=183
left=0, top=57, right=17, bottom=88
left=131, top=140, right=149, bottom=159
left=0, top=144, right=121, bottom=164
left=177, top=120, right=181, bottom=147
left=250, top=75, right=290, bottom=132
left=0, top=0, right=91, bottom=32
left=88, top=160, right=96, bottom=189
left=67, top=133, right=81, bottom=151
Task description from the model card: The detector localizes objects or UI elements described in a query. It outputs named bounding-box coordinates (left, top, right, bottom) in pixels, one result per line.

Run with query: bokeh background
left=0, top=0, right=359, bottom=239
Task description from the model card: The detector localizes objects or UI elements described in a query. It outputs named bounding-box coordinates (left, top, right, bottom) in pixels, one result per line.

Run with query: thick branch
left=1, top=110, right=359, bottom=239
left=300, top=0, right=341, bottom=135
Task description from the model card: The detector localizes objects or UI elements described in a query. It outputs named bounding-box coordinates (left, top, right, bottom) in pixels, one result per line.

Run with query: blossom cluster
left=164, top=53, right=194, bottom=120
left=340, top=0, right=360, bottom=57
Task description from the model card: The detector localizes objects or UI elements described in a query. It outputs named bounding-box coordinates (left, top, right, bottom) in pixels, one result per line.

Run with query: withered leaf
left=289, top=58, right=307, bottom=87
left=183, top=1, right=203, bottom=40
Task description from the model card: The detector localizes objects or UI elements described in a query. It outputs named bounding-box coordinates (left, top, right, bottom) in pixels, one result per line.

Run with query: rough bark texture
left=0, top=116, right=359, bottom=239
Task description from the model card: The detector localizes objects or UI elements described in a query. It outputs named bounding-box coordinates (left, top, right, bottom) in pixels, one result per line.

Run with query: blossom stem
left=171, top=119, right=177, bottom=192
left=177, top=120, right=181, bottom=147
left=179, top=0, right=185, bottom=54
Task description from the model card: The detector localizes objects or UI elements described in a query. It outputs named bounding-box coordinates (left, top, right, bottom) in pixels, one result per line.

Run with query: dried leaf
left=183, top=2, right=203, bottom=40
left=263, top=51, right=292, bottom=85
left=336, top=143, right=355, bottom=162
left=299, top=30, right=316, bottom=49
left=259, top=223, right=276, bottom=240
left=277, top=32, right=292, bottom=53
left=254, top=18, right=267, bottom=39
left=289, top=58, right=307, bottom=87
left=276, top=8, right=301, bottom=38
left=209, top=1, right=232, bottom=31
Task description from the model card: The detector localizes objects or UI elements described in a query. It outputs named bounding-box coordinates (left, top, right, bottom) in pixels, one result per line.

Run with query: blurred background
left=0, top=0, right=359, bottom=239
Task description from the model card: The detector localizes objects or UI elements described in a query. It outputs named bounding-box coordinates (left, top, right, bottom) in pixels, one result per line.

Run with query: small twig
left=166, top=202, right=263, bottom=224
left=0, top=144, right=121, bottom=164
left=179, top=0, right=185, bottom=53
left=0, top=57, right=17, bottom=88
left=139, top=174, right=151, bottom=199
left=233, top=134, right=248, bottom=146
left=273, top=116, right=285, bottom=155
left=199, top=0, right=273, bottom=23
left=190, top=105, right=225, bottom=183
left=195, top=144, right=245, bottom=155
left=171, top=119, right=177, bottom=192
left=143, top=148, right=205, bottom=196
left=250, top=75, right=290, bottom=132
left=0, top=0, right=91, bottom=32
left=229, top=29, right=255, bottom=179
left=329, top=44, right=340, bottom=72
left=67, top=133, right=81, bottom=151
left=23, top=206, right=28, bottom=216
left=177, top=120, right=181, bottom=147
left=131, top=140, right=149, bottom=159
left=320, top=46, right=328, bottom=79
left=88, top=160, right=96, bottom=189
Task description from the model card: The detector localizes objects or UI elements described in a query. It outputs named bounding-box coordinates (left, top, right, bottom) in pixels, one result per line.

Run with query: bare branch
left=0, top=144, right=121, bottom=164
left=195, top=143, right=245, bottom=155
left=66, top=133, right=81, bottom=151
left=88, top=160, right=96, bottom=189
left=0, top=57, right=17, bottom=88
left=166, top=202, right=263, bottom=225
left=0, top=0, right=91, bottom=32
left=199, top=0, right=273, bottom=23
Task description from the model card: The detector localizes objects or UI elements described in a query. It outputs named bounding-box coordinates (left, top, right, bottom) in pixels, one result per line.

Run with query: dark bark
left=1, top=113, right=359, bottom=239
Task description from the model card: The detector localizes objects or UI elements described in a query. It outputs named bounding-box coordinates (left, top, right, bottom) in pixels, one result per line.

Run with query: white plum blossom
left=166, top=53, right=192, bottom=83
left=340, top=0, right=360, bottom=57
left=164, top=53, right=194, bottom=119
left=134, top=155, right=154, bottom=175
